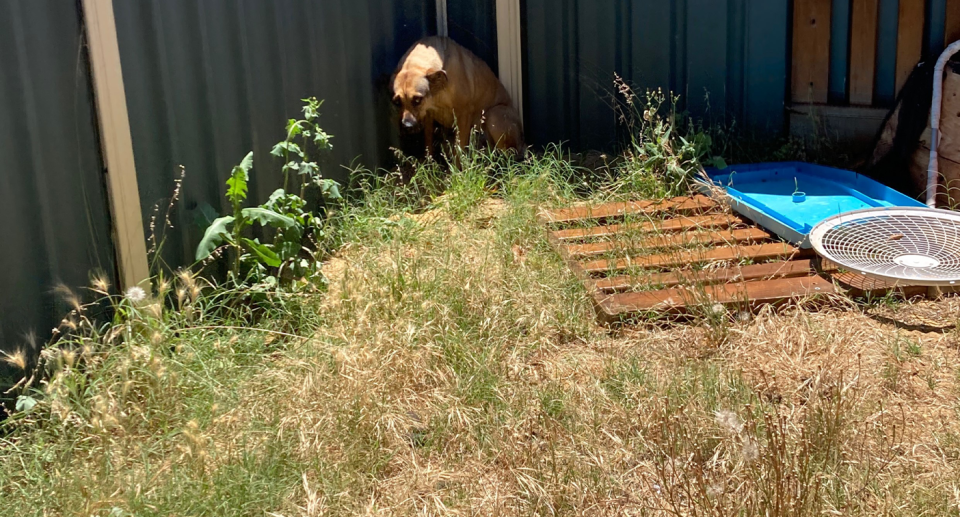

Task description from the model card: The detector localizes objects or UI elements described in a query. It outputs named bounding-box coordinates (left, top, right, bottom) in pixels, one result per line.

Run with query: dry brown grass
left=234, top=197, right=960, bottom=515
left=4, top=157, right=960, bottom=515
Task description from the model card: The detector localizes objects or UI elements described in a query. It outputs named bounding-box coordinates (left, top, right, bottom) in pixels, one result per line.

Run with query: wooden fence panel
left=948, top=0, right=960, bottom=44
left=896, top=0, right=925, bottom=93
left=792, top=0, right=833, bottom=103
left=849, top=0, right=879, bottom=105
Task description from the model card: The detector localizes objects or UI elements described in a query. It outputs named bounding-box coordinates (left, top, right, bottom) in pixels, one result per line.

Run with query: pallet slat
left=595, top=259, right=815, bottom=293
left=551, top=214, right=741, bottom=242
left=562, top=227, right=771, bottom=259
left=818, top=259, right=928, bottom=296
left=792, top=0, right=832, bottom=103
left=600, top=275, right=835, bottom=315
left=849, top=0, right=879, bottom=105
left=580, top=242, right=805, bottom=275
left=541, top=195, right=924, bottom=323
left=540, top=195, right=716, bottom=224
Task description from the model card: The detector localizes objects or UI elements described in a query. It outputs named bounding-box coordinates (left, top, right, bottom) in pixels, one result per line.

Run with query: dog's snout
left=403, top=118, right=417, bottom=128
left=401, top=112, right=419, bottom=130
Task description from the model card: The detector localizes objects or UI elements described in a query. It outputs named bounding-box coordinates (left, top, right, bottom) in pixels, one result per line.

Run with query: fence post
left=436, top=0, right=448, bottom=37
left=80, top=0, right=149, bottom=289
left=496, top=0, right=524, bottom=123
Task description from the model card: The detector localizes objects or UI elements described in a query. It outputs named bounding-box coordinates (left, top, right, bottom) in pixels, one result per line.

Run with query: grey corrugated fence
left=8, top=0, right=911, bottom=364
left=0, top=1, right=116, bottom=381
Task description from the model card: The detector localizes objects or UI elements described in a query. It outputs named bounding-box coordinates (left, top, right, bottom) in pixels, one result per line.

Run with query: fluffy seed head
left=715, top=409, right=743, bottom=434
left=125, top=286, right=147, bottom=304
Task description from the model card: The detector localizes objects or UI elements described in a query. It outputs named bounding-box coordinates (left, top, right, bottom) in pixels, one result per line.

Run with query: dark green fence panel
left=0, top=1, right=116, bottom=378
left=522, top=0, right=790, bottom=150
left=112, top=0, right=439, bottom=269
left=448, top=1, right=499, bottom=73
left=2, top=0, right=803, bottom=390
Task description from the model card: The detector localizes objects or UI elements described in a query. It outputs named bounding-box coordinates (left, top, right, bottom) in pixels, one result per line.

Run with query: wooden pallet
left=539, top=195, right=925, bottom=323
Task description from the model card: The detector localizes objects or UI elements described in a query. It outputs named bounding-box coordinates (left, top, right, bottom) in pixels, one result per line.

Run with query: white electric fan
left=809, top=42, right=960, bottom=287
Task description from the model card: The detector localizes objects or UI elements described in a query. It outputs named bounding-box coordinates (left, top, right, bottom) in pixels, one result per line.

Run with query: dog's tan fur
left=391, top=36, right=524, bottom=155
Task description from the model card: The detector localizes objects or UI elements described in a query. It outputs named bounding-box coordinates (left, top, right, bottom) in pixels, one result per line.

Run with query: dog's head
left=391, top=68, right=447, bottom=132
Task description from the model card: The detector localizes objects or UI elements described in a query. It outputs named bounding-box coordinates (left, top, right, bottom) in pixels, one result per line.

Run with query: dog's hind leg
left=483, top=105, right=525, bottom=157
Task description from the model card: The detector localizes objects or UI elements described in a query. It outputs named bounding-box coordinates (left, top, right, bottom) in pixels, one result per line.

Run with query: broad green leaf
left=226, top=170, right=248, bottom=205
left=266, top=188, right=286, bottom=207
left=16, top=395, right=36, bottom=412
left=241, top=207, right=295, bottom=228
left=287, top=225, right=305, bottom=246
left=241, top=238, right=282, bottom=267
left=270, top=141, right=304, bottom=159
left=238, top=150, right=253, bottom=174
left=196, top=216, right=235, bottom=260
left=314, top=129, right=333, bottom=150
left=302, top=97, right=322, bottom=121
left=193, top=202, right=219, bottom=229
left=317, top=178, right=341, bottom=200
left=285, top=119, right=303, bottom=138
left=226, top=152, right=253, bottom=205
left=278, top=241, right=301, bottom=261
left=299, top=161, right=319, bottom=177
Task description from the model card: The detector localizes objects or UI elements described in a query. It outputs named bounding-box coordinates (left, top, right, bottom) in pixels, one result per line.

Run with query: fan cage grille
left=810, top=208, right=960, bottom=286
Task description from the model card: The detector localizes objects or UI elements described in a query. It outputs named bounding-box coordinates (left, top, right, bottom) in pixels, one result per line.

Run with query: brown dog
left=391, top=36, right=524, bottom=156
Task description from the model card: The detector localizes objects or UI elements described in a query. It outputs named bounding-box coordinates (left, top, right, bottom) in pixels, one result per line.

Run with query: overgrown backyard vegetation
left=2, top=89, right=960, bottom=516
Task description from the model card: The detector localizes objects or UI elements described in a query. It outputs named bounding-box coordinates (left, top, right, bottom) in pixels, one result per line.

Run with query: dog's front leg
left=456, top=116, right=473, bottom=148
left=423, top=113, right=434, bottom=156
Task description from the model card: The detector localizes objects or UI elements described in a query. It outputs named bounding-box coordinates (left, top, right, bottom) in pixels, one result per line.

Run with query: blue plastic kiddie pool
left=699, top=162, right=926, bottom=248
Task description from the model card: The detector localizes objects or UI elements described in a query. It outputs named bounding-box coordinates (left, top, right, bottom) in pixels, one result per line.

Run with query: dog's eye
left=392, top=97, right=401, bottom=107
left=411, top=97, right=423, bottom=107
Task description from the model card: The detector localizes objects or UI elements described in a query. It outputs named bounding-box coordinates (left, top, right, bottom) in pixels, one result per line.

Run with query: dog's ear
left=426, top=69, right=447, bottom=92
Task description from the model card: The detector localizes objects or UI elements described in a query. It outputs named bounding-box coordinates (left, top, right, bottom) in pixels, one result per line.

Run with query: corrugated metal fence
left=0, top=1, right=116, bottom=381
left=112, top=0, right=501, bottom=269
left=523, top=0, right=791, bottom=150
left=112, top=0, right=445, bottom=268
left=5, top=0, right=887, bottom=365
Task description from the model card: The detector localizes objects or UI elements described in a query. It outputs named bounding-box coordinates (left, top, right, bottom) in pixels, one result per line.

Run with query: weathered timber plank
left=850, top=0, right=879, bottom=105
left=539, top=195, right=717, bottom=224
left=551, top=214, right=741, bottom=241
left=579, top=242, right=806, bottom=274
left=599, top=274, right=836, bottom=315
left=792, top=0, right=832, bottom=103
left=895, top=0, right=924, bottom=94
left=595, top=259, right=815, bottom=293
left=562, top=227, right=771, bottom=259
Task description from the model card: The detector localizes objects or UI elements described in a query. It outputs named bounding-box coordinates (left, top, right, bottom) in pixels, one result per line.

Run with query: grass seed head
left=91, top=275, right=111, bottom=295
left=2, top=349, right=26, bottom=370
left=54, top=284, right=82, bottom=313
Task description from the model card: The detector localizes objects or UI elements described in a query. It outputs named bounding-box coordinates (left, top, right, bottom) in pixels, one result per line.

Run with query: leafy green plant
left=273, top=97, right=337, bottom=198
left=612, top=74, right=727, bottom=198
left=196, top=98, right=341, bottom=285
